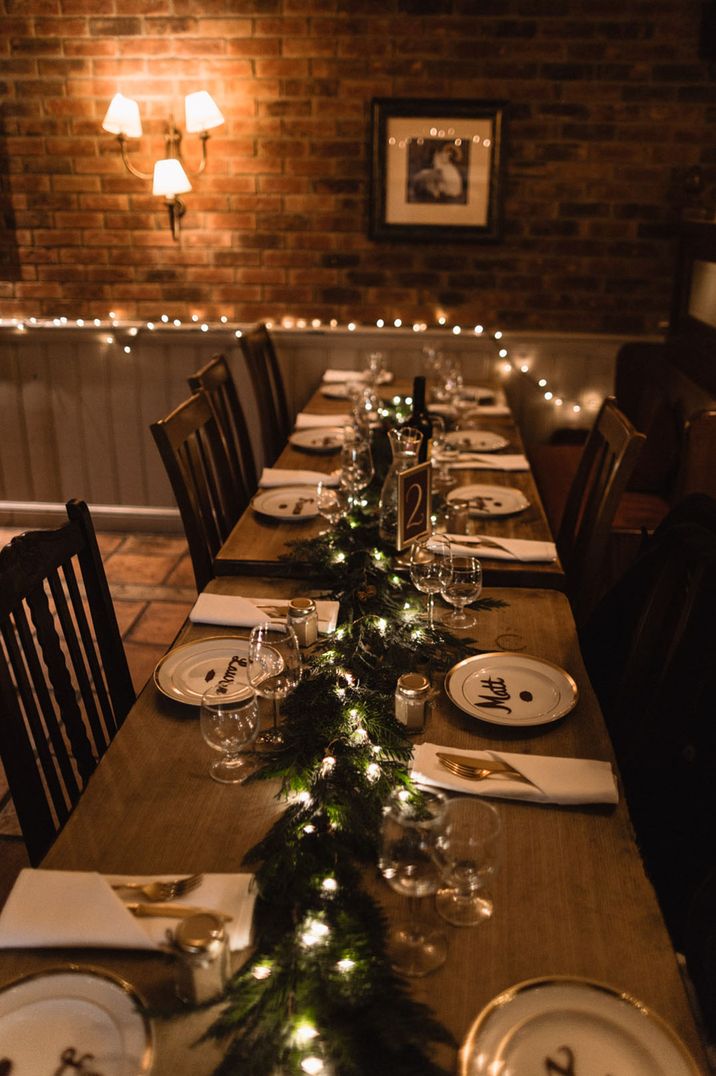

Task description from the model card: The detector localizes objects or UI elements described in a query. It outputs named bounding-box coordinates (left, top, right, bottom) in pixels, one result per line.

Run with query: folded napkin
left=259, top=467, right=338, bottom=487
left=430, top=403, right=511, bottom=418
left=447, top=454, right=529, bottom=472
left=295, top=412, right=352, bottom=429
left=431, top=533, right=557, bottom=563
left=322, top=369, right=393, bottom=384
left=0, top=870, right=256, bottom=951
left=412, top=744, right=618, bottom=805
left=190, top=592, right=340, bottom=634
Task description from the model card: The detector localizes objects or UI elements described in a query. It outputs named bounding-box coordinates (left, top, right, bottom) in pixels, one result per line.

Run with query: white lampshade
left=152, top=158, right=192, bottom=197
left=184, top=91, right=224, bottom=134
left=102, top=93, right=142, bottom=139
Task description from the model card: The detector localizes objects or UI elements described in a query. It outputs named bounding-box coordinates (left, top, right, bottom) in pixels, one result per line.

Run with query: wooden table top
left=215, top=384, right=566, bottom=589
left=0, top=575, right=706, bottom=1074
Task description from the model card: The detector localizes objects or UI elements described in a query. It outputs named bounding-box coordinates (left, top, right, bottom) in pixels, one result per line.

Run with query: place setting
left=250, top=467, right=339, bottom=522
left=446, top=483, right=530, bottom=517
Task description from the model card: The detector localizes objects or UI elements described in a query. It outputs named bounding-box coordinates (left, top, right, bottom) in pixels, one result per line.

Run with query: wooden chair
left=239, top=323, right=291, bottom=465
left=151, top=392, right=241, bottom=592
left=188, top=353, right=258, bottom=505
left=557, top=396, right=645, bottom=624
left=0, top=499, right=135, bottom=864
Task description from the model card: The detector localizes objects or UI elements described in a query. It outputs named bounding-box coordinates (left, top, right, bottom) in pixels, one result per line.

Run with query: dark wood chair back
left=188, top=353, right=258, bottom=503
left=0, top=499, right=135, bottom=864
left=676, top=408, right=716, bottom=501
left=239, top=323, right=290, bottom=465
left=151, top=392, right=240, bottom=592
left=557, top=396, right=645, bottom=624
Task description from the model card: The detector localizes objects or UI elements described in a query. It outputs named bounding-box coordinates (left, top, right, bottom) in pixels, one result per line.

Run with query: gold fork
left=110, top=872, right=203, bottom=902
left=438, top=755, right=532, bottom=785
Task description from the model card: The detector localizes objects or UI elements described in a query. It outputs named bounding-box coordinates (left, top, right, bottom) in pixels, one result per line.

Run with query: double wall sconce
left=102, top=91, right=224, bottom=240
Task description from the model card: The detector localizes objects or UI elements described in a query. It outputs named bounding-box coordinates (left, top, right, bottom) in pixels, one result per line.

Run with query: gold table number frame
left=397, top=461, right=432, bottom=551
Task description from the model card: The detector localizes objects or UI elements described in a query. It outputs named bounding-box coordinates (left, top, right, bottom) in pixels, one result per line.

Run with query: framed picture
left=369, top=97, right=505, bottom=242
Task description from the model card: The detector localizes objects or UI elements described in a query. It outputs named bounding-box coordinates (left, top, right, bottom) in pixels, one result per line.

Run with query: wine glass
left=440, top=555, right=482, bottom=629
left=433, top=798, right=501, bottom=926
left=364, top=349, right=385, bottom=387
left=339, top=437, right=374, bottom=503
left=409, top=534, right=452, bottom=630
left=430, top=416, right=458, bottom=492
left=248, top=622, right=301, bottom=748
left=379, top=785, right=449, bottom=976
left=316, top=480, right=349, bottom=531
left=200, top=684, right=260, bottom=784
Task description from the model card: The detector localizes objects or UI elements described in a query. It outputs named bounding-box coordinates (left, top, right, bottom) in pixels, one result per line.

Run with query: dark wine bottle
left=405, top=375, right=433, bottom=463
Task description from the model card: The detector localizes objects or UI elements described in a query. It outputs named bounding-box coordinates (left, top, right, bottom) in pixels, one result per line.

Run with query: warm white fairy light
left=498, top=348, right=508, bottom=357
left=376, top=319, right=384, bottom=327
left=332, top=551, right=346, bottom=564
left=105, top=335, right=114, bottom=344
left=301, top=1058, right=324, bottom=1075
left=123, top=345, right=131, bottom=353
left=336, top=957, right=355, bottom=974
left=173, top=318, right=181, bottom=327
left=221, top=315, right=228, bottom=323
left=520, top=364, right=529, bottom=373
left=312, top=318, right=322, bottom=328
left=297, top=790, right=312, bottom=805
left=321, top=876, right=338, bottom=894
left=474, top=324, right=484, bottom=333
left=294, top=1020, right=319, bottom=1045
left=544, top=391, right=553, bottom=401
left=147, top=322, right=155, bottom=330
left=572, top=404, right=581, bottom=413
left=191, top=314, right=199, bottom=322
left=235, top=329, right=242, bottom=338
left=366, top=762, right=380, bottom=783
left=538, top=378, right=547, bottom=387
left=452, top=325, right=461, bottom=335
left=303, top=822, right=316, bottom=835
left=438, top=315, right=446, bottom=325
left=320, top=755, right=336, bottom=775
left=161, top=314, right=169, bottom=323
left=76, top=318, right=84, bottom=327
left=128, top=326, right=138, bottom=336
left=252, top=962, right=272, bottom=980
left=554, top=397, right=563, bottom=406
left=347, top=322, right=356, bottom=331
left=201, top=323, right=209, bottom=332
left=301, top=917, right=331, bottom=947
left=494, top=330, right=503, bottom=339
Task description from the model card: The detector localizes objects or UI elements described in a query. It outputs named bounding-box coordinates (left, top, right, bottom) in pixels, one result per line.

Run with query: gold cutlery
left=437, top=752, right=533, bottom=785
left=125, top=901, right=232, bottom=922
left=110, top=872, right=203, bottom=902
left=447, top=535, right=523, bottom=560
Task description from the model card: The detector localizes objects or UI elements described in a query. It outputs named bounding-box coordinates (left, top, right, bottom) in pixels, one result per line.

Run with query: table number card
left=397, top=461, right=432, bottom=550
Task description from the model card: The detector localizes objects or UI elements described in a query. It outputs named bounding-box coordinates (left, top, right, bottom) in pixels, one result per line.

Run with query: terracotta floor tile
left=113, top=599, right=147, bottom=638
left=121, top=534, right=189, bottom=557
left=129, top=600, right=193, bottom=646
left=104, top=552, right=178, bottom=586
left=124, top=640, right=167, bottom=694
left=166, top=554, right=198, bottom=589
left=95, top=532, right=124, bottom=557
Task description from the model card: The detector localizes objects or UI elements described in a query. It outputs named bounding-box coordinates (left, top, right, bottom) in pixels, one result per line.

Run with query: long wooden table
left=214, top=384, right=566, bottom=589
left=0, top=575, right=707, bottom=1073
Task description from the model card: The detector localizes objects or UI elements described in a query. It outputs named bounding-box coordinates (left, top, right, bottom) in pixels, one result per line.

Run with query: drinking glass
left=316, top=480, right=349, bottom=530
left=430, top=416, right=458, bottom=492
left=379, top=785, right=449, bottom=976
left=440, top=555, right=482, bottom=629
left=200, top=684, right=260, bottom=784
left=433, top=798, right=501, bottom=926
left=248, top=622, right=301, bottom=748
left=364, top=349, right=385, bottom=387
left=339, top=437, right=374, bottom=503
left=409, top=534, right=452, bottom=630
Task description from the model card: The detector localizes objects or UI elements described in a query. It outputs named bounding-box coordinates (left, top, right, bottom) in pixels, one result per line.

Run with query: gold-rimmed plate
left=445, top=651, right=578, bottom=727
left=0, top=965, right=153, bottom=1075
left=288, top=427, right=344, bottom=453
left=446, top=483, right=528, bottom=517
left=154, top=635, right=250, bottom=706
left=459, top=976, right=700, bottom=1076
left=251, top=486, right=319, bottom=521
left=445, top=430, right=508, bottom=452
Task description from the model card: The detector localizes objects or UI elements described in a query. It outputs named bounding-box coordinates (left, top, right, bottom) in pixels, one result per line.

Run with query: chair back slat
left=0, top=499, right=135, bottom=864
left=151, top=392, right=240, bottom=591
left=240, top=323, right=290, bottom=465
left=188, top=353, right=258, bottom=505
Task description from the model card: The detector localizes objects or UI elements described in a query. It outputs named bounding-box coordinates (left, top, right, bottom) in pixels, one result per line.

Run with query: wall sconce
left=102, top=91, right=224, bottom=240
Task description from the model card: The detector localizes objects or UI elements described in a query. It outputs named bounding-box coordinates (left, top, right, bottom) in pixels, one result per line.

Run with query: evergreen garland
left=203, top=494, right=507, bottom=1074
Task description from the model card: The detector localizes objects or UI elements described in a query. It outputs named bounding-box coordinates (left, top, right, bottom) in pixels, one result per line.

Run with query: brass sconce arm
left=116, top=134, right=153, bottom=181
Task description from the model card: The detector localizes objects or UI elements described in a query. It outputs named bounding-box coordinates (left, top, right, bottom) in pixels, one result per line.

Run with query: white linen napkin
left=412, top=744, right=618, bottom=805
left=430, top=403, right=511, bottom=418
left=447, top=454, right=529, bottom=471
left=259, top=467, right=338, bottom=487
left=190, top=592, right=340, bottom=634
left=321, top=369, right=393, bottom=384
left=295, top=413, right=352, bottom=429
left=0, top=870, right=256, bottom=951
left=432, top=534, right=557, bottom=562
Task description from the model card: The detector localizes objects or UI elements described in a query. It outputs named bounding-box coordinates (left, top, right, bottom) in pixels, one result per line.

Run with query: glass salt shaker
left=395, top=672, right=431, bottom=733
left=174, top=912, right=230, bottom=1005
left=287, top=598, right=318, bottom=648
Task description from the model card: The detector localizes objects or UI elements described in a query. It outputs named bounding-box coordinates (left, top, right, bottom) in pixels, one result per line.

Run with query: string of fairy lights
left=0, top=311, right=594, bottom=418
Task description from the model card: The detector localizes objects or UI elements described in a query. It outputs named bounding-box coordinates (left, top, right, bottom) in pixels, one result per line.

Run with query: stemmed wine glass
left=409, top=534, right=452, bottom=630
left=430, top=416, right=458, bottom=493
left=440, top=555, right=482, bottom=629
left=364, top=349, right=385, bottom=388
left=248, top=622, right=301, bottom=748
left=200, top=684, right=260, bottom=784
left=316, top=480, right=349, bottom=532
left=379, top=785, right=449, bottom=976
left=339, top=437, right=374, bottom=504
left=433, top=797, right=501, bottom=926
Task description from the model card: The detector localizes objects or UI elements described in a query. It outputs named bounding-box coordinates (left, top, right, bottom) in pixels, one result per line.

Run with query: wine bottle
left=405, top=375, right=433, bottom=462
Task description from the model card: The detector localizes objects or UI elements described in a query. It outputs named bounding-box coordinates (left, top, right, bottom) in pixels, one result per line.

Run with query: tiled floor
left=0, top=527, right=196, bottom=902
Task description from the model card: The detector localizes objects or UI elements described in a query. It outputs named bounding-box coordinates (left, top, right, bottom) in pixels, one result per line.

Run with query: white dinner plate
left=459, top=977, right=700, bottom=1076
left=154, top=635, right=250, bottom=706
left=445, top=651, right=578, bottom=727
left=458, top=385, right=496, bottom=404
left=288, top=427, right=344, bottom=453
left=320, top=371, right=393, bottom=398
left=446, top=483, right=529, bottom=517
left=0, top=966, right=153, bottom=1076
left=444, top=430, right=508, bottom=452
left=251, top=486, right=319, bottom=521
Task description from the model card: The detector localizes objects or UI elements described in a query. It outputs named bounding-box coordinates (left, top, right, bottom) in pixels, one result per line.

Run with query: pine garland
left=202, top=495, right=507, bottom=1074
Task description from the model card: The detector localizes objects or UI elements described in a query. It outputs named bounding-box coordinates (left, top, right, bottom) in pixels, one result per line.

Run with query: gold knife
left=125, top=902, right=232, bottom=922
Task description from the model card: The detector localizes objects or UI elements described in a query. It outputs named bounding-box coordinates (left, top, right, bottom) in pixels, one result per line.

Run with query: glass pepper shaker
left=287, top=598, right=318, bottom=648
left=395, top=672, right=431, bottom=733
left=174, top=912, right=230, bottom=1005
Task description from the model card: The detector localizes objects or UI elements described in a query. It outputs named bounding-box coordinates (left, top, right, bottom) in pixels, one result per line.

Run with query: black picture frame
left=369, top=97, right=505, bottom=242
left=396, top=461, right=432, bottom=552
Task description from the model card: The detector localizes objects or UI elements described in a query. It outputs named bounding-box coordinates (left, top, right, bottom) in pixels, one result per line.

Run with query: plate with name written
left=445, top=652, right=578, bottom=727
left=444, top=430, right=508, bottom=453
left=251, top=486, right=319, bottom=521
left=154, top=635, right=250, bottom=706
left=446, top=483, right=528, bottom=517
left=288, top=427, right=345, bottom=453
left=459, top=977, right=700, bottom=1076
left=0, top=966, right=153, bottom=1076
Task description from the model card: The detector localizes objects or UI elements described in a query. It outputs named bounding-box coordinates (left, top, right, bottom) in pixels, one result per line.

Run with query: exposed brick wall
left=1, top=0, right=714, bottom=332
